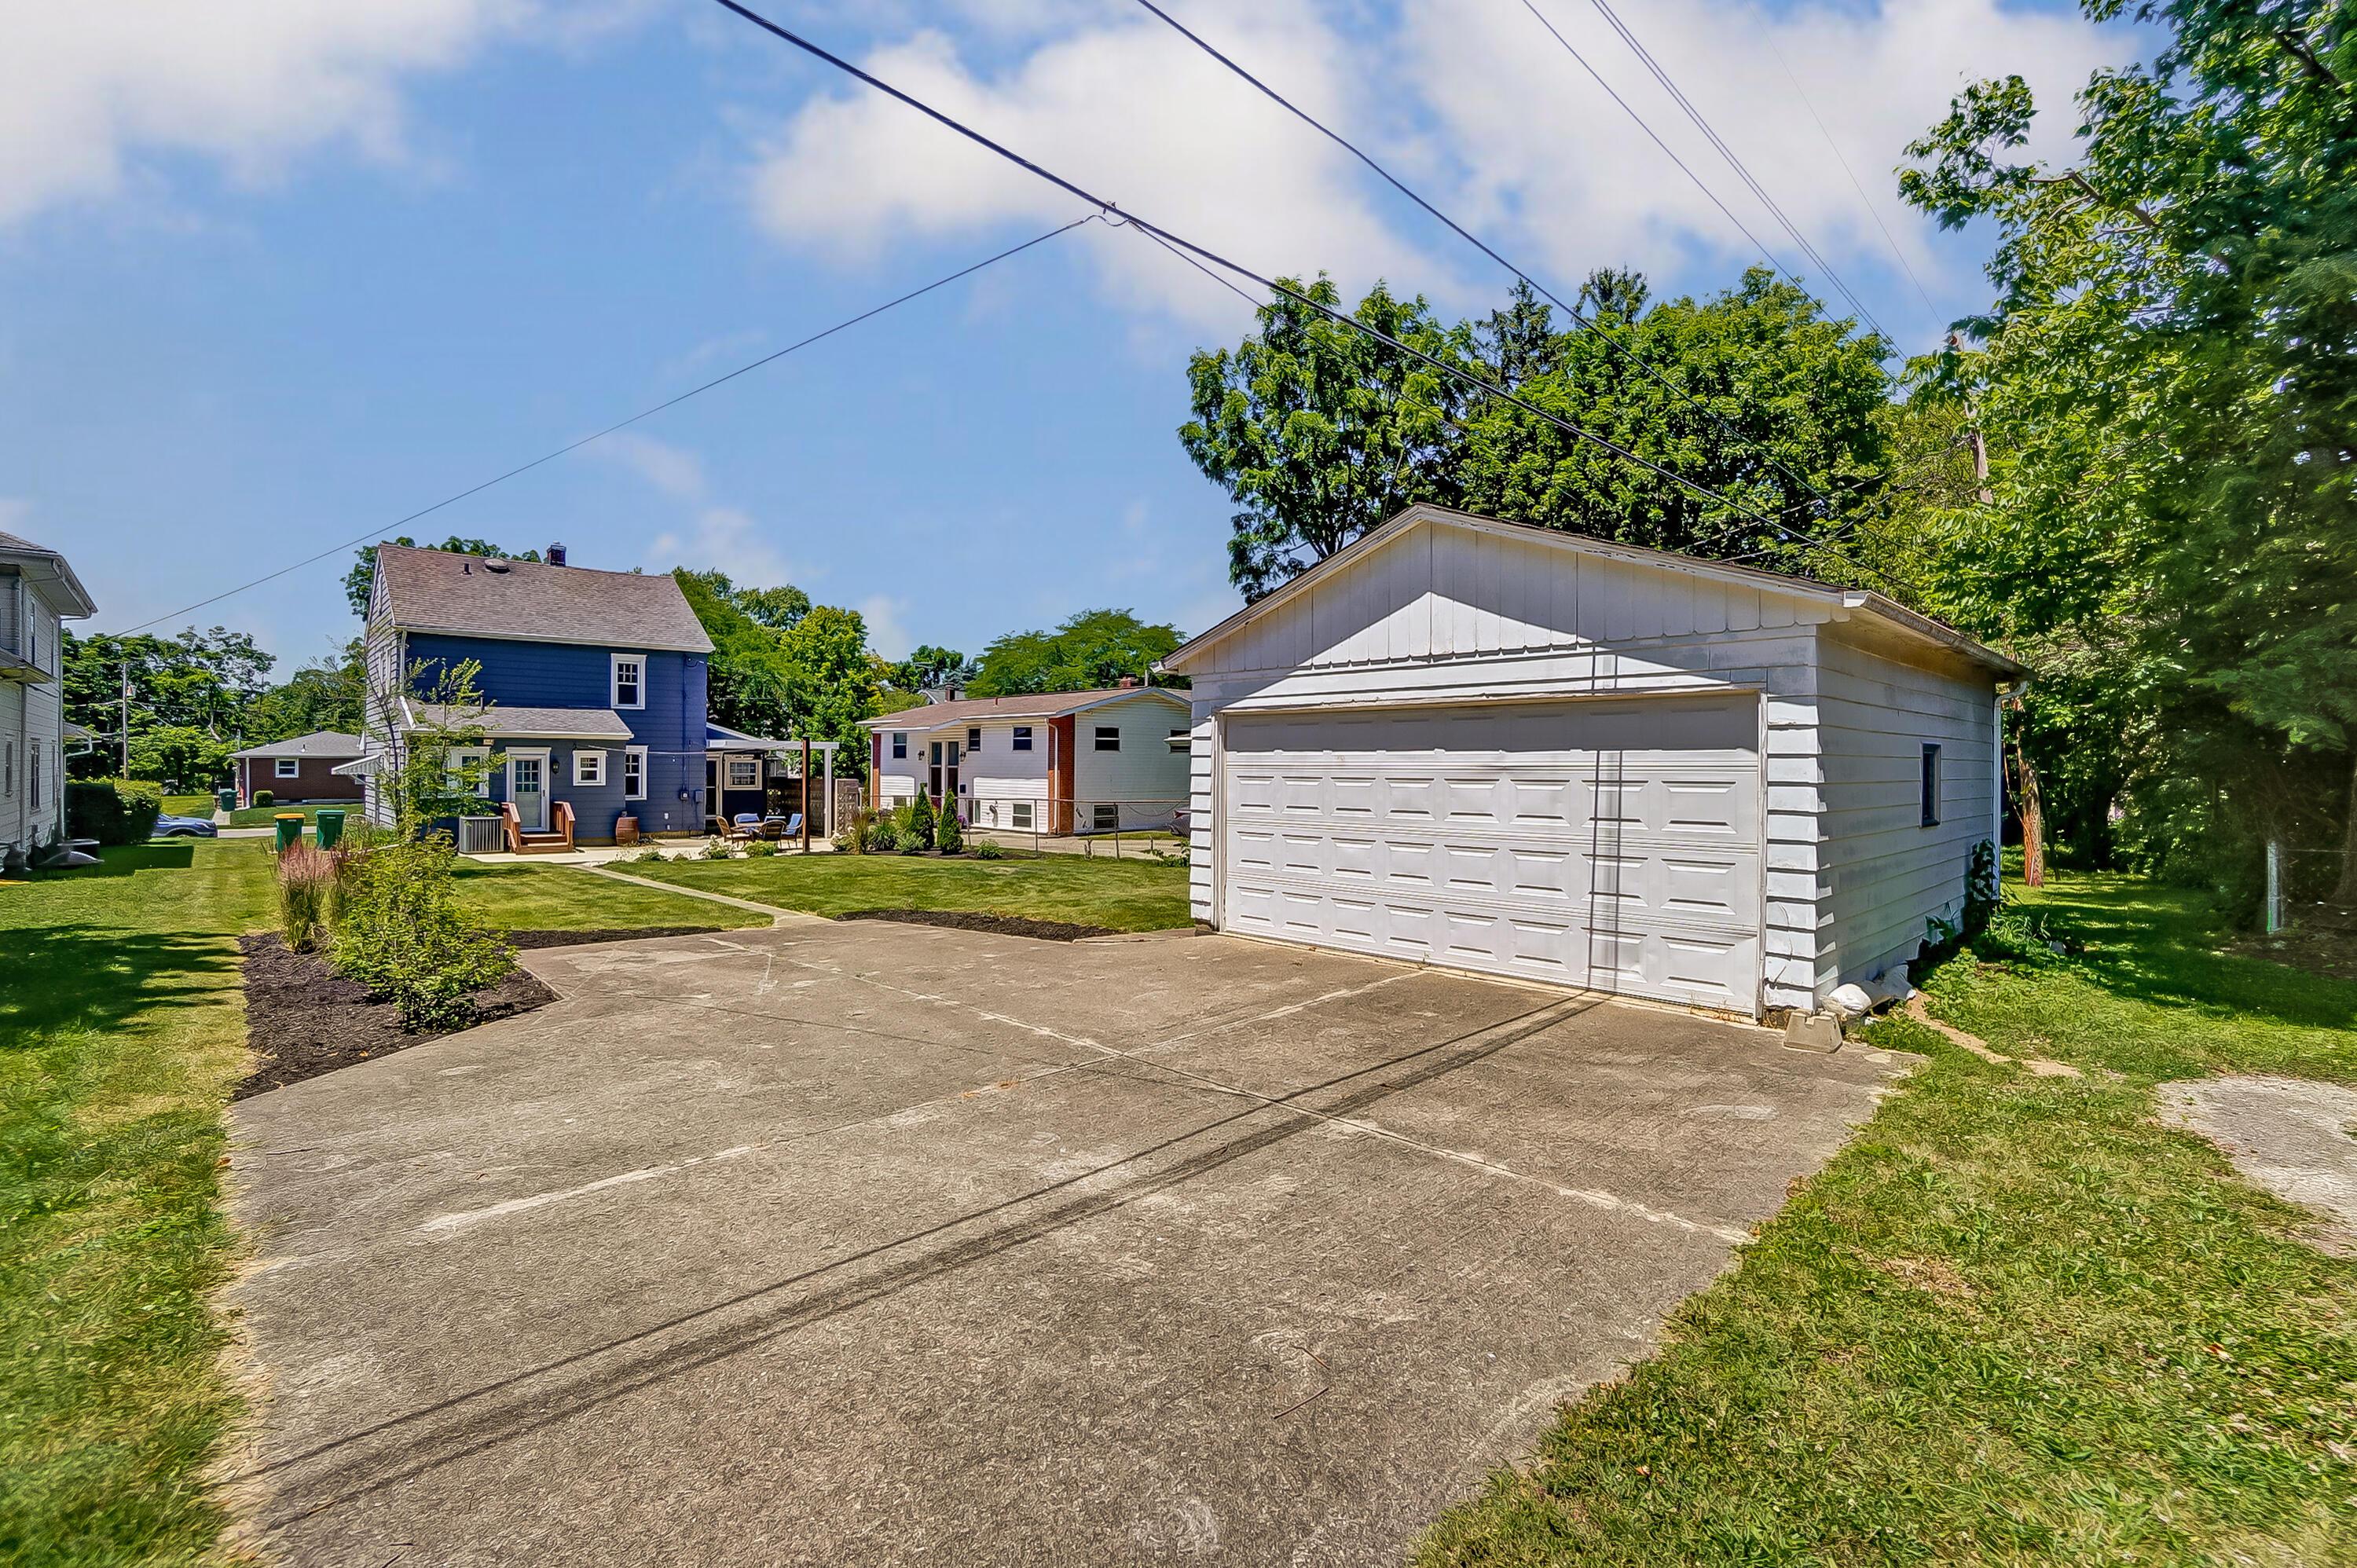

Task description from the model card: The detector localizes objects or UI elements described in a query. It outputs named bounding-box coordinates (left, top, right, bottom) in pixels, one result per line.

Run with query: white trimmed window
left=1010, top=800, right=1032, bottom=830
left=610, top=654, right=644, bottom=710
left=727, top=757, right=760, bottom=790
left=890, top=731, right=908, bottom=760
left=622, top=746, right=647, bottom=801
left=1011, top=725, right=1032, bottom=751
left=1920, top=744, right=1942, bottom=827
left=443, top=746, right=488, bottom=796
left=574, top=750, right=607, bottom=787
left=274, top=757, right=300, bottom=779
left=966, top=726, right=981, bottom=751
left=1094, top=725, right=1120, bottom=752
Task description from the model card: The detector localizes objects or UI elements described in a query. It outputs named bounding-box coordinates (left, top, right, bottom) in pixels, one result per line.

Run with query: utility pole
left=1952, top=332, right=2040, bottom=884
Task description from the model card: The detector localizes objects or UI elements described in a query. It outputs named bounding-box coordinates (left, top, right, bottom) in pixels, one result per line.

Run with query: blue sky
left=0, top=0, right=2136, bottom=676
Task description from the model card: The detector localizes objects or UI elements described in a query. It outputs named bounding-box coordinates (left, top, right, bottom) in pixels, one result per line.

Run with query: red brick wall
left=241, top=756, right=362, bottom=805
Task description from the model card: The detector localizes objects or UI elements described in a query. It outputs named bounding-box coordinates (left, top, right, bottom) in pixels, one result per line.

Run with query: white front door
left=1217, top=694, right=1763, bottom=1013
left=508, top=751, right=548, bottom=832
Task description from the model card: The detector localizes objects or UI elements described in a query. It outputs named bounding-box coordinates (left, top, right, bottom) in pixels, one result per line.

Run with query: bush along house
left=352, top=543, right=723, bottom=851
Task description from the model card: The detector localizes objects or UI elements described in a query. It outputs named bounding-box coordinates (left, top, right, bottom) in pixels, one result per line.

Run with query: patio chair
left=726, top=813, right=761, bottom=846
left=757, top=812, right=802, bottom=842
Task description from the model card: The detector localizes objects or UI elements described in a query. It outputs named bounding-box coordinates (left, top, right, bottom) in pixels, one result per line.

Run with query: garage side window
left=1094, top=726, right=1120, bottom=752
left=1920, top=743, right=1941, bottom=827
left=1011, top=725, right=1032, bottom=751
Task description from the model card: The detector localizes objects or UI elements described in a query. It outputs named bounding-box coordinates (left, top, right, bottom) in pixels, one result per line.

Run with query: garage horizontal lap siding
left=1219, top=695, right=1763, bottom=1013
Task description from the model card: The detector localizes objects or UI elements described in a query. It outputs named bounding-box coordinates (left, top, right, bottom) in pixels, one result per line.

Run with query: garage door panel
left=1220, top=698, right=1762, bottom=1011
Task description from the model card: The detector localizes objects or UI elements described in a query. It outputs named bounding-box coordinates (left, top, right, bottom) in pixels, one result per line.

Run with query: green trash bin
left=315, top=809, right=344, bottom=850
left=216, top=787, right=236, bottom=814
left=273, top=812, right=305, bottom=854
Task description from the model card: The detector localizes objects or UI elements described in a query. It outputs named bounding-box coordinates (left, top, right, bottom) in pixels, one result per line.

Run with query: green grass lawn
left=0, top=840, right=758, bottom=1564
left=631, top=850, right=1191, bottom=932
left=159, top=795, right=214, bottom=819
left=1419, top=871, right=2357, bottom=1566
left=0, top=841, right=270, bottom=1566
left=449, top=861, right=768, bottom=932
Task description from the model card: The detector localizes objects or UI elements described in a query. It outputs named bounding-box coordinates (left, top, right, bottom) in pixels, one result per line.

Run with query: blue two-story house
left=356, top=541, right=784, bottom=848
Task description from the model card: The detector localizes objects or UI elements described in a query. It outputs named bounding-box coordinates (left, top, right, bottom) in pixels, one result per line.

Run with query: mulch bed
left=838, top=907, right=1119, bottom=941
left=2227, top=925, right=2357, bottom=984
left=233, top=927, right=719, bottom=1099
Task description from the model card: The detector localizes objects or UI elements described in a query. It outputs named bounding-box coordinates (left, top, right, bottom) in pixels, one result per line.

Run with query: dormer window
left=611, top=654, right=644, bottom=710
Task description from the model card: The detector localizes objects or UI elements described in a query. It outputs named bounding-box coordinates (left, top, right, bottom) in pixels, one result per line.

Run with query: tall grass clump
left=274, top=841, right=339, bottom=952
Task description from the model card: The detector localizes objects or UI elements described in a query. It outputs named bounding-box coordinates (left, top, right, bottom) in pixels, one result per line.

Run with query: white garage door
left=1219, top=695, right=1762, bottom=1013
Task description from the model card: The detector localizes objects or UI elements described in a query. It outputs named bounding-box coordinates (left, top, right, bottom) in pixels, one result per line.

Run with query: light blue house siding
left=407, top=632, right=710, bottom=839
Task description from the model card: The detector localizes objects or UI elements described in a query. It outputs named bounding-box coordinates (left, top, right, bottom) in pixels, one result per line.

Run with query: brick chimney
left=1116, top=676, right=1138, bottom=689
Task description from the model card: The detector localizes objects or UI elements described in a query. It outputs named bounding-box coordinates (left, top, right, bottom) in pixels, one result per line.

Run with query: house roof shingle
left=373, top=546, right=713, bottom=654
left=229, top=730, right=365, bottom=760
left=861, top=687, right=1189, bottom=731
left=401, top=702, right=636, bottom=741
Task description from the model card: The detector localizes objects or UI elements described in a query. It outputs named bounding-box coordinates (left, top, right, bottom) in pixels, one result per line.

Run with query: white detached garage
left=1162, top=505, right=2027, bottom=1020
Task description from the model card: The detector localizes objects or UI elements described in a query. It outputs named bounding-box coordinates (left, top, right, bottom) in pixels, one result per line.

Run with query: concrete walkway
left=228, top=923, right=1910, bottom=1566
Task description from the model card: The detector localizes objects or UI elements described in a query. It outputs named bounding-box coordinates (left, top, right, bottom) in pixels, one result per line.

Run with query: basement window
left=1920, top=743, right=1942, bottom=827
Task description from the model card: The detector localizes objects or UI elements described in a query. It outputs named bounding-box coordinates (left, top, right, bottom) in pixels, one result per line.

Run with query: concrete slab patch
left=227, top=918, right=1908, bottom=1566
left=2159, top=1075, right=2357, bottom=1256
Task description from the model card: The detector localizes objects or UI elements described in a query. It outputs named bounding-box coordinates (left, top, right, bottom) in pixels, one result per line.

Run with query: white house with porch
left=863, top=684, right=1193, bottom=835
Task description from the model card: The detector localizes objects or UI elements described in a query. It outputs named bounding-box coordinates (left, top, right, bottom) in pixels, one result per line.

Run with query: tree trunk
left=2334, top=755, right=2357, bottom=905
left=2013, top=735, right=2047, bottom=888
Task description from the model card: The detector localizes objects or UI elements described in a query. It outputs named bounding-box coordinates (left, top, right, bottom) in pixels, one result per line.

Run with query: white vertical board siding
left=1219, top=696, right=1763, bottom=1011
left=1072, top=693, right=1193, bottom=830
left=0, top=681, right=24, bottom=850
left=1813, top=629, right=2003, bottom=985
left=963, top=720, right=1050, bottom=828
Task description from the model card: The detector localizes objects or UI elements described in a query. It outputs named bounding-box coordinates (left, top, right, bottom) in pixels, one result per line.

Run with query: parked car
left=152, top=814, right=219, bottom=839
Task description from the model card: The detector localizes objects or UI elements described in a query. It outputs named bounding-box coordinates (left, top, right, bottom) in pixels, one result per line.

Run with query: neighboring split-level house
left=863, top=683, right=1193, bottom=833
left=355, top=544, right=728, bottom=848
left=1, top=529, right=97, bottom=859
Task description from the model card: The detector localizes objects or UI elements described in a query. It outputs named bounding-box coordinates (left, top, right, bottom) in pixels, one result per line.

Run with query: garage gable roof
left=1161, top=504, right=2027, bottom=680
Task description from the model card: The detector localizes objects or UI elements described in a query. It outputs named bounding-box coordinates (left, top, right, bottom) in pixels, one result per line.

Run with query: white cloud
left=601, top=431, right=708, bottom=501
left=731, top=0, right=2137, bottom=343
left=856, top=593, right=914, bottom=661
left=1402, top=0, right=2127, bottom=334
left=0, top=0, right=665, bottom=229
left=739, top=1, right=1462, bottom=331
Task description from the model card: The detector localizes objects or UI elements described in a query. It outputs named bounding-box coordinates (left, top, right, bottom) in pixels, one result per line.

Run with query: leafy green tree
left=123, top=725, right=234, bottom=789
left=775, top=605, right=882, bottom=768
left=970, top=610, right=1186, bottom=697
left=1181, top=270, right=1889, bottom=599
left=63, top=627, right=276, bottom=775
left=242, top=640, right=365, bottom=741
left=1899, top=0, right=2357, bottom=907
left=889, top=645, right=977, bottom=692
left=1181, top=275, right=1472, bottom=598
left=343, top=537, right=540, bottom=617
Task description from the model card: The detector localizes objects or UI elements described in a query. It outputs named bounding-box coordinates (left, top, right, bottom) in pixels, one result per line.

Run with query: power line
left=1764, top=35, right=1937, bottom=315
left=706, top=0, right=1846, bottom=559
left=1125, top=0, right=1837, bottom=508
left=108, top=214, right=1100, bottom=637
left=1515, top=0, right=1888, bottom=345
left=1572, top=0, right=1891, bottom=343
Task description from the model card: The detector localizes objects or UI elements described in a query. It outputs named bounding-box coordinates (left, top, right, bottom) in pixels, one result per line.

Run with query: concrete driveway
left=227, top=918, right=1906, bottom=1566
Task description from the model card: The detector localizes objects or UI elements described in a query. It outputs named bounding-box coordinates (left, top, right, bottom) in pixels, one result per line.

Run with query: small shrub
left=934, top=801, right=964, bottom=854
left=907, top=790, right=935, bottom=845
left=745, top=839, right=778, bottom=857
left=253, top=789, right=274, bottom=808
left=275, top=841, right=339, bottom=952
left=838, top=807, right=875, bottom=855
left=700, top=837, right=732, bottom=860
left=1971, top=904, right=2073, bottom=967
left=333, top=839, right=518, bottom=1030
left=973, top=839, right=1005, bottom=861
left=64, top=779, right=165, bottom=845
